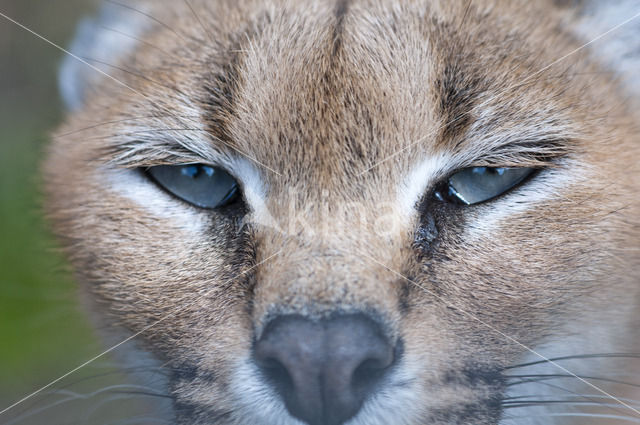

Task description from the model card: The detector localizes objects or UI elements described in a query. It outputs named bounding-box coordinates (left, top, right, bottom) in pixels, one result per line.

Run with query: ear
left=569, top=0, right=640, bottom=98
left=59, top=1, right=151, bottom=111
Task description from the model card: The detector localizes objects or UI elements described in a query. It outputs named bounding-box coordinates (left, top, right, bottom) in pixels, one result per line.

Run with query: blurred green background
left=0, top=1, right=155, bottom=423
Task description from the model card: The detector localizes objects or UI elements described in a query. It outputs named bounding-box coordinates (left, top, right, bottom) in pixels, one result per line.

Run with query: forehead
left=127, top=0, right=574, bottom=198
left=225, top=0, right=443, bottom=187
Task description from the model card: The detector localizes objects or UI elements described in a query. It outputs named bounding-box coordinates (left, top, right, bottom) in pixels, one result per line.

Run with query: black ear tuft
left=59, top=1, right=151, bottom=111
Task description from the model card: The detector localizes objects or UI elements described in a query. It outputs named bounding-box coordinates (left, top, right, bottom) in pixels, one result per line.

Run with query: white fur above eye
left=463, top=164, right=582, bottom=240
left=102, top=160, right=274, bottom=233
left=397, top=153, right=454, bottom=219
left=103, top=167, right=210, bottom=234
left=225, top=157, right=278, bottom=231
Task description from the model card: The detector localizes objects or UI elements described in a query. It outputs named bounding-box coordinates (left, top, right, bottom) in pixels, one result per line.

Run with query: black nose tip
left=254, top=314, right=395, bottom=425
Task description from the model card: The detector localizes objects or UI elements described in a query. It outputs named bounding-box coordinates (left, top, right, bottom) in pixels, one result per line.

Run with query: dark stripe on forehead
left=201, top=63, right=238, bottom=144
left=335, top=0, right=351, bottom=21
left=434, top=31, right=486, bottom=147
left=199, top=19, right=267, bottom=146
left=332, top=0, right=351, bottom=56
left=436, top=60, right=479, bottom=140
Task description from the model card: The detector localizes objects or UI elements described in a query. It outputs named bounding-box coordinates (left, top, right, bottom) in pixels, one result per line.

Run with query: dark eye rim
left=433, top=166, right=540, bottom=206
left=142, top=164, right=243, bottom=211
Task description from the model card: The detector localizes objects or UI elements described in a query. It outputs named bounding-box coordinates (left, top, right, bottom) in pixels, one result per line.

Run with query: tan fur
left=45, top=0, right=640, bottom=424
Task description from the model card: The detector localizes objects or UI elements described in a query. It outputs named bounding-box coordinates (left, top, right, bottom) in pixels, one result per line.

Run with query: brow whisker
left=183, top=0, right=215, bottom=44
left=81, top=57, right=190, bottom=98
left=99, top=24, right=177, bottom=59
left=358, top=9, right=640, bottom=175
left=0, top=7, right=283, bottom=179
left=54, top=115, right=202, bottom=139
left=105, top=0, right=198, bottom=45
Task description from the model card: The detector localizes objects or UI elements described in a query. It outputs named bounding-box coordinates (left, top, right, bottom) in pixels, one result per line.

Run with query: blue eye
left=435, top=167, right=535, bottom=206
left=147, top=164, right=240, bottom=209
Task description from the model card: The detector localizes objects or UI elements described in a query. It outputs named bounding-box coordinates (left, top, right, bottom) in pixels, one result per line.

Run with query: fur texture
left=45, top=0, right=640, bottom=424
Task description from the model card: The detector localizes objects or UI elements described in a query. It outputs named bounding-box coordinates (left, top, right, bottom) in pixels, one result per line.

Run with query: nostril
left=254, top=316, right=326, bottom=424
left=352, top=356, right=393, bottom=393
left=256, top=356, right=294, bottom=396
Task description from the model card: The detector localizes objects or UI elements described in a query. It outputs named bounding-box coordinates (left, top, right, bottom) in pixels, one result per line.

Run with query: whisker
left=506, top=373, right=640, bottom=389
left=99, top=24, right=177, bottom=59
left=503, top=400, right=640, bottom=409
left=54, top=114, right=201, bottom=139
left=504, top=394, right=640, bottom=404
left=82, top=57, right=190, bottom=99
left=4, top=384, right=172, bottom=425
left=183, top=0, right=215, bottom=44
left=105, top=0, right=198, bottom=44
left=83, top=392, right=173, bottom=424
left=503, top=375, right=640, bottom=419
left=110, top=416, right=173, bottom=425
left=106, top=389, right=173, bottom=398
left=505, top=413, right=640, bottom=423
left=85, top=127, right=204, bottom=143
left=506, top=353, right=640, bottom=370
left=10, top=362, right=174, bottom=417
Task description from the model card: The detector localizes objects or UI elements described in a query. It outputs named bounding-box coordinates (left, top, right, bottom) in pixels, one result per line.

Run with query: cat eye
left=434, top=167, right=535, bottom=206
left=146, top=164, right=240, bottom=209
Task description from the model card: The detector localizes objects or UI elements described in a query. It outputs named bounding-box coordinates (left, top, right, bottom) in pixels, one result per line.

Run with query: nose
left=254, top=314, right=396, bottom=425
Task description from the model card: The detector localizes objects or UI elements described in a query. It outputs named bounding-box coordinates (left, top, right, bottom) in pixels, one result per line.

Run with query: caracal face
left=44, top=0, right=640, bottom=424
